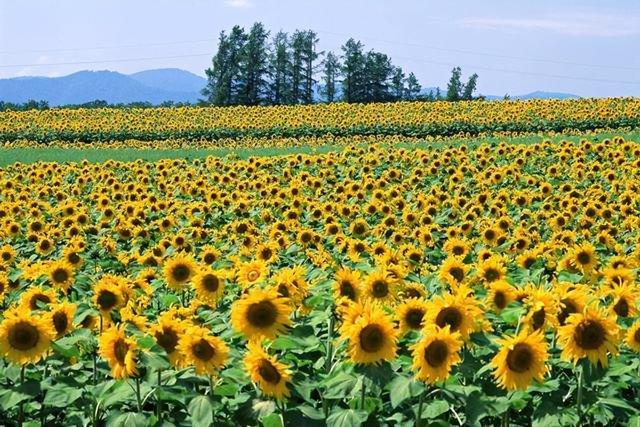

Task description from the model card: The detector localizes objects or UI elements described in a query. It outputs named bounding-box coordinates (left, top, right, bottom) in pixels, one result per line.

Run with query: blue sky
left=1, top=0, right=639, bottom=97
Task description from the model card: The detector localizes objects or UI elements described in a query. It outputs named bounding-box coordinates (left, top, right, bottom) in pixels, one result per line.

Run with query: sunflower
left=491, top=330, right=549, bottom=391
left=151, top=315, right=186, bottom=367
left=192, top=267, right=226, bottom=306
left=236, top=259, right=268, bottom=288
left=343, top=303, right=397, bottom=365
left=177, top=325, right=229, bottom=375
left=569, top=242, right=598, bottom=273
left=442, top=237, right=471, bottom=258
left=486, top=280, right=516, bottom=313
left=410, top=325, right=463, bottom=384
left=361, top=268, right=398, bottom=305
left=604, top=283, right=638, bottom=319
left=557, top=306, right=619, bottom=367
left=397, top=298, right=428, bottom=334
left=625, top=321, right=640, bottom=352
left=92, top=278, right=125, bottom=316
left=438, top=256, right=469, bottom=288
left=0, top=308, right=55, bottom=365
left=244, top=341, right=292, bottom=400
left=20, top=286, right=57, bottom=311
left=200, top=246, right=221, bottom=265
left=163, top=253, right=198, bottom=291
left=332, top=268, right=361, bottom=303
left=523, top=286, right=559, bottom=332
left=46, top=260, right=75, bottom=291
left=47, top=302, right=76, bottom=338
left=231, top=288, right=291, bottom=340
left=98, top=325, right=138, bottom=379
left=476, top=257, right=506, bottom=284
left=424, top=291, right=484, bottom=340
left=554, top=283, right=589, bottom=326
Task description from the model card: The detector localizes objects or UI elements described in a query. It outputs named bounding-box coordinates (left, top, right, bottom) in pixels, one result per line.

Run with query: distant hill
left=0, top=69, right=207, bottom=106
left=0, top=68, right=580, bottom=106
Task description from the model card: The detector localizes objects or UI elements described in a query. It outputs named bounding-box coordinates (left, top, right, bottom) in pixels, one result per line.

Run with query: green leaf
left=464, top=391, right=487, bottom=427
left=557, top=271, right=582, bottom=283
left=43, top=386, right=83, bottom=407
left=0, top=380, right=41, bottom=411
left=214, top=382, right=239, bottom=397
left=423, top=400, right=449, bottom=419
left=261, top=413, right=283, bottom=427
left=298, top=405, right=325, bottom=420
left=598, top=397, right=637, bottom=412
left=323, top=372, right=358, bottom=399
left=140, top=349, right=171, bottom=370
left=108, top=412, right=147, bottom=427
left=387, top=375, right=421, bottom=409
left=188, top=395, right=214, bottom=427
left=326, top=408, right=368, bottom=427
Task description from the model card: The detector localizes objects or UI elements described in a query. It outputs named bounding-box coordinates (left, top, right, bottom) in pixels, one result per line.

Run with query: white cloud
left=225, top=0, right=252, bottom=8
left=458, top=14, right=640, bottom=37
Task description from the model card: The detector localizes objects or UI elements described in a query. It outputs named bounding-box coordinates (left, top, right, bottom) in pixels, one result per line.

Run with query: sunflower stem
left=18, top=365, right=25, bottom=427
left=360, top=376, right=366, bottom=411
left=501, top=409, right=509, bottom=427
left=92, top=352, right=97, bottom=386
left=208, top=375, right=215, bottom=396
left=577, top=364, right=584, bottom=419
left=156, top=370, right=162, bottom=422
left=135, top=377, right=142, bottom=413
left=416, top=388, right=425, bottom=427
left=323, top=312, right=334, bottom=418
left=276, top=399, right=287, bottom=426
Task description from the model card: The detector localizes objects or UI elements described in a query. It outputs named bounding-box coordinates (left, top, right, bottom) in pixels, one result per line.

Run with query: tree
left=363, top=51, right=394, bottom=102
left=203, top=26, right=247, bottom=105
left=268, top=31, right=291, bottom=105
left=321, top=51, right=340, bottom=103
left=390, top=67, right=405, bottom=101
left=302, top=30, right=320, bottom=104
left=404, top=72, right=421, bottom=100
left=446, top=66, right=463, bottom=101
left=341, top=38, right=366, bottom=103
left=238, top=22, right=270, bottom=105
left=462, top=73, right=478, bottom=101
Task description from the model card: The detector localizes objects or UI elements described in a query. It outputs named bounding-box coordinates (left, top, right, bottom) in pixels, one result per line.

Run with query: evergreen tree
left=462, top=73, right=479, bottom=100
left=446, top=66, right=463, bottom=101
left=321, top=51, right=340, bottom=103
left=203, top=26, right=247, bottom=105
left=238, top=22, right=270, bottom=105
left=404, top=72, right=421, bottom=100
left=341, top=38, right=366, bottom=103
left=363, top=51, right=394, bottom=102
left=268, top=31, right=291, bottom=105
left=390, top=67, right=405, bottom=101
left=302, top=30, right=320, bottom=104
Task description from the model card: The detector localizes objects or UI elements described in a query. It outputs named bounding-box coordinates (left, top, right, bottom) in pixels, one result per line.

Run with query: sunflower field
left=1, top=104, right=640, bottom=426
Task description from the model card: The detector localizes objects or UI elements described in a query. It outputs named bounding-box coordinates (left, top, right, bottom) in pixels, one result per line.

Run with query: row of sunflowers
left=1, top=97, right=639, bottom=144
left=1, top=135, right=640, bottom=425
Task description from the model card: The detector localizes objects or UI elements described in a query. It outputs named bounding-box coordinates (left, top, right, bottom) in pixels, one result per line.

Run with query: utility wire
left=0, top=38, right=218, bottom=55
left=0, top=52, right=213, bottom=68
left=317, top=29, right=640, bottom=72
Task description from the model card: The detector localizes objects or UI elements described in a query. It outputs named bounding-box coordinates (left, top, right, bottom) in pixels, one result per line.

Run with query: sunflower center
left=52, top=311, right=69, bottom=334
left=97, top=290, right=118, bottom=311
left=558, top=299, right=578, bottom=325
left=247, top=269, right=260, bottom=282
left=405, top=309, right=424, bottom=329
left=452, top=246, right=464, bottom=256
left=8, top=321, right=40, bottom=351
left=359, top=324, right=385, bottom=353
left=634, top=328, right=640, bottom=344
left=201, top=274, right=220, bottom=292
left=258, top=359, right=282, bottom=384
left=449, top=267, right=464, bottom=282
left=424, top=339, right=449, bottom=367
left=484, top=268, right=500, bottom=282
left=404, top=288, right=422, bottom=299
left=371, top=280, right=389, bottom=298
left=576, top=251, right=591, bottom=266
left=435, top=307, right=463, bottom=332
left=203, top=253, right=216, bottom=264
left=52, top=268, right=69, bottom=284
left=507, top=343, right=534, bottom=373
left=171, top=264, right=191, bottom=282
left=67, top=252, right=81, bottom=264
left=613, top=298, right=629, bottom=317
left=574, top=320, right=606, bottom=350
left=113, top=338, right=129, bottom=364
left=494, top=291, right=507, bottom=310
left=261, top=248, right=273, bottom=260
left=531, top=308, right=546, bottom=330
left=155, top=328, right=179, bottom=353
left=192, top=339, right=215, bottom=361
left=247, top=301, right=278, bottom=328
left=277, top=284, right=290, bottom=298
left=340, top=281, right=356, bottom=300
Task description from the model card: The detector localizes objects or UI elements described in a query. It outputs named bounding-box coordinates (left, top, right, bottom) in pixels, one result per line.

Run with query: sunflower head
left=244, top=341, right=292, bottom=400
left=410, top=325, right=463, bottom=384
left=397, top=299, right=428, bottom=334
left=343, top=303, right=397, bottom=365
left=236, top=260, right=268, bottom=288
left=0, top=308, right=55, bottom=365
left=193, top=268, right=226, bottom=306
left=163, top=254, right=198, bottom=291
left=177, top=326, right=229, bottom=375
left=98, top=325, right=138, bottom=379
left=491, top=330, right=549, bottom=391
left=231, top=288, right=291, bottom=340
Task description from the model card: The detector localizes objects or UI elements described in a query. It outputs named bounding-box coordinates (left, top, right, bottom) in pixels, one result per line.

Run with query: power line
left=391, top=55, right=640, bottom=85
left=0, top=38, right=218, bottom=55
left=317, top=29, right=640, bottom=72
left=0, top=52, right=213, bottom=68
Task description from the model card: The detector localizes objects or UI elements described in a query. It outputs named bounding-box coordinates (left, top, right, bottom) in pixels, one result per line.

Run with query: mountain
left=484, top=91, right=580, bottom=100
left=0, top=69, right=207, bottom=106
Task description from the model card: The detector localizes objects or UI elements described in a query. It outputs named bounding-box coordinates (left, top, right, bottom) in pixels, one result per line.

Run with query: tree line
left=202, top=22, right=481, bottom=106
